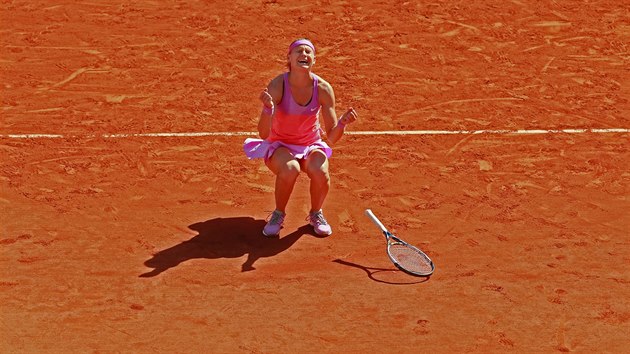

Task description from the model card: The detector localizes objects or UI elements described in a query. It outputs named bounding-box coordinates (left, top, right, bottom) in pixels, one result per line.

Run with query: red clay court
left=1, top=1, right=628, bottom=352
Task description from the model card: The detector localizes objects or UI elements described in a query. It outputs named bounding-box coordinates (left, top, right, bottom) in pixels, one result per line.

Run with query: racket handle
left=365, top=209, right=388, bottom=233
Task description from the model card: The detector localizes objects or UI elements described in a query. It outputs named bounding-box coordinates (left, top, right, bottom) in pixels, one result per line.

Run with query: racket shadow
left=139, top=216, right=314, bottom=277
left=333, top=259, right=429, bottom=285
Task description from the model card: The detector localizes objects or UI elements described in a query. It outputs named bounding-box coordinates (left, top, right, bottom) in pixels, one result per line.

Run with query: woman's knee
left=305, top=155, right=330, bottom=181
left=278, top=160, right=301, bottom=180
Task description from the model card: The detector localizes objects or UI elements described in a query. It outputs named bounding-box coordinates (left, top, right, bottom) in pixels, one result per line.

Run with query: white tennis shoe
left=308, top=210, right=332, bottom=236
left=263, top=210, right=285, bottom=237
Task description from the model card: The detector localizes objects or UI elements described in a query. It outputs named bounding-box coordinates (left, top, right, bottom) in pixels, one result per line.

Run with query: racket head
left=385, top=232, right=434, bottom=276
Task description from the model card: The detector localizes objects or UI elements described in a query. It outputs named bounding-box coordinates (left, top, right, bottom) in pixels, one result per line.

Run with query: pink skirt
left=243, top=138, right=332, bottom=161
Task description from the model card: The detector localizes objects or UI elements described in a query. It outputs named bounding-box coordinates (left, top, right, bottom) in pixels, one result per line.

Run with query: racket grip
left=365, top=209, right=388, bottom=233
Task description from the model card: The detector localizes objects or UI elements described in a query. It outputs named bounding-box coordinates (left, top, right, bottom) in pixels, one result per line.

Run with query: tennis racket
left=365, top=209, right=435, bottom=276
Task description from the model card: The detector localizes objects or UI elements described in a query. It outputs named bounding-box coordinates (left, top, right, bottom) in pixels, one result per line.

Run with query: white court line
left=0, top=128, right=628, bottom=139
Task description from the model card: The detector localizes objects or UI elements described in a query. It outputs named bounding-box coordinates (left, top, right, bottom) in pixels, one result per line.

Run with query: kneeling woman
left=244, top=38, right=358, bottom=237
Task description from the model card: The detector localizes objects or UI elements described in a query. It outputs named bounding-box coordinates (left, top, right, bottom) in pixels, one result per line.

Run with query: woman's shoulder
left=267, top=74, right=285, bottom=102
left=268, top=73, right=285, bottom=87
left=313, top=74, right=332, bottom=90
left=315, top=75, right=333, bottom=94
left=314, top=74, right=331, bottom=86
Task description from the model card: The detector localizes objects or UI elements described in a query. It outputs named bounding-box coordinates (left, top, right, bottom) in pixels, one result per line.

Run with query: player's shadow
left=333, top=259, right=429, bottom=285
left=140, top=216, right=315, bottom=277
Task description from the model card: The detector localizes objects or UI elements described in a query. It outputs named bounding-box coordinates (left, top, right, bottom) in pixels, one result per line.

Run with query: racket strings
left=388, top=243, right=433, bottom=275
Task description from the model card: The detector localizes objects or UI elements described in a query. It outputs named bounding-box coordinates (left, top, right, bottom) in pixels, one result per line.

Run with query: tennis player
left=244, top=38, right=358, bottom=237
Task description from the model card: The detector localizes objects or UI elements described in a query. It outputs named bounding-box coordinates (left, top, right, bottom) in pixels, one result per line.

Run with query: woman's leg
left=303, top=150, right=330, bottom=212
left=265, top=147, right=301, bottom=213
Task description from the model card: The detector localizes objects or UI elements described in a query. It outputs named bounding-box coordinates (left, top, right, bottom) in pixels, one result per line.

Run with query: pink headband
left=288, top=39, right=315, bottom=56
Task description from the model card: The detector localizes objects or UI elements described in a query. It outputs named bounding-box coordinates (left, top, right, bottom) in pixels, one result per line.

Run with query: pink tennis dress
left=243, top=73, right=332, bottom=160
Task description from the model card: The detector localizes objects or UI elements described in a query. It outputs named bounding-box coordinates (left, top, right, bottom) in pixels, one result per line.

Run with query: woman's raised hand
left=259, top=88, right=274, bottom=109
left=339, top=107, right=358, bottom=125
